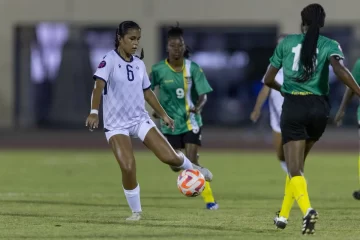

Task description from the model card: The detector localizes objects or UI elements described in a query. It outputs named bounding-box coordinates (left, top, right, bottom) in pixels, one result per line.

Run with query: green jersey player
left=150, top=23, right=217, bottom=210
left=335, top=58, right=360, bottom=200
left=263, top=3, right=360, bottom=234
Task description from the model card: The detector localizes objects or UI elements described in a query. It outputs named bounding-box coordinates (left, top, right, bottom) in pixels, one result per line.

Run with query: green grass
left=0, top=150, right=359, bottom=240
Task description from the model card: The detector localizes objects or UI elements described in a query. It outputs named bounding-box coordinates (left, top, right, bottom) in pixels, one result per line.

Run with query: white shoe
left=274, top=215, right=288, bottom=229
left=126, top=212, right=141, bottom=221
left=192, top=164, right=213, bottom=182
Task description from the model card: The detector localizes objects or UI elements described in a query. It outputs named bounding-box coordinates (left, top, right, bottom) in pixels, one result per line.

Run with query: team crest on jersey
left=98, top=61, right=106, bottom=68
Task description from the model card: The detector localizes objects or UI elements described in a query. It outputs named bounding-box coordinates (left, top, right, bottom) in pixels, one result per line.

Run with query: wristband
left=90, top=109, right=98, bottom=115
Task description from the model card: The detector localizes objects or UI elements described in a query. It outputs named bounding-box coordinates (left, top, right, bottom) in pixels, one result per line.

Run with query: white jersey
left=261, top=66, right=284, bottom=132
left=93, top=50, right=151, bottom=130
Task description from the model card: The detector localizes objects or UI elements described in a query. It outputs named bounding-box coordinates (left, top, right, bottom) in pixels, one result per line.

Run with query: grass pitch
left=0, top=150, right=359, bottom=240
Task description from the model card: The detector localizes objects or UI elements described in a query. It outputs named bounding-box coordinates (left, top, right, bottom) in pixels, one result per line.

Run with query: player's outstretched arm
left=143, top=88, right=174, bottom=130
left=250, top=85, right=271, bottom=123
left=331, top=56, right=360, bottom=97
left=264, top=66, right=282, bottom=93
left=85, top=79, right=105, bottom=131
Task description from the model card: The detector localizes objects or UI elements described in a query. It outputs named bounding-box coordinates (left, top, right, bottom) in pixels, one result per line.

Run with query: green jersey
left=270, top=34, right=344, bottom=96
left=150, top=59, right=213, bottom=135
left=351, top=58, right=360, bottom=122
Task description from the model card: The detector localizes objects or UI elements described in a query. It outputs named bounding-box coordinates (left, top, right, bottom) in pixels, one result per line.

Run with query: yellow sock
left=291, top=176, right=311, bottom=216
left=201, top=181, right=215, bottom=203
left=279, top=175, right=295, bottom=219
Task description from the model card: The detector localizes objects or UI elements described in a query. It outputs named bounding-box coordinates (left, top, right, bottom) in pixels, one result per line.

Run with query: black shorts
left=281, top=94, right=330, bottom=144
left=164, top=128, right=202, bottom=149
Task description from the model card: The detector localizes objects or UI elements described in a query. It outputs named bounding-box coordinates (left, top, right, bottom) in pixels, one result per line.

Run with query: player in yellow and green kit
left=150, top=23, right=218, bottom=210
left=264, top=3, right=360, bottom=234
left=335, top=58, right=360, bottom=200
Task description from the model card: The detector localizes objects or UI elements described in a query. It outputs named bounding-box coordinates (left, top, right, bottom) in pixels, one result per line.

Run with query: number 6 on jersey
left=126, top=64, right=134, bottom=81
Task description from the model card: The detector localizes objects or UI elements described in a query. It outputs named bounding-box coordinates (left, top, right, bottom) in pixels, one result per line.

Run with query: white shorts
left=105, top=119, right=156, bottom=142
left=269, top=98, right=282, bottom=133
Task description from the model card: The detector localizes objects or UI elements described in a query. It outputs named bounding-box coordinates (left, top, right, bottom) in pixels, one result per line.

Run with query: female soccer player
left=264, top=4, right=360, bottom=234
left=85, top=21, right=213, bottom=221
left=150, top=23, right=218, bottom=210
left=334, top=57, right=360, bottom=200
left=250, top=35, right=287, bottom=173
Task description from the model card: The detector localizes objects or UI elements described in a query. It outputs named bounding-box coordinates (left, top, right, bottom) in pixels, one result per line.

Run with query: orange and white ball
left=177, top=169, right=206, bottom=197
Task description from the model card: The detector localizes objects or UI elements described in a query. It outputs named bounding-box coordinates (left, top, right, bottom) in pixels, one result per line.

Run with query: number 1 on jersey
left=291, top=44, right=319, bottom=71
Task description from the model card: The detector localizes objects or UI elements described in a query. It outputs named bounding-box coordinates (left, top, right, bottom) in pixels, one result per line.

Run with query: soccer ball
left=177, top=169, right=206, bottom=197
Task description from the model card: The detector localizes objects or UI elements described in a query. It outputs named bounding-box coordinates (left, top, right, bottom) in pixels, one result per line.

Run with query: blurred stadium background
left=0, top=0, right=358, bottom=150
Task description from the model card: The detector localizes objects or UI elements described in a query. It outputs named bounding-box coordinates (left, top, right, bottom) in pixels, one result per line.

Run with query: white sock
left=123, top=184, right=142, bottom=213
left=280, top=161, right=288, bottom=173
left=179, top=153, right=193, bottom=170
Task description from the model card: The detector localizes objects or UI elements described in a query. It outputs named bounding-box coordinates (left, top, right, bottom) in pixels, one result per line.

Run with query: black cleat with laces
left=302, top=209, right=318, bottom=235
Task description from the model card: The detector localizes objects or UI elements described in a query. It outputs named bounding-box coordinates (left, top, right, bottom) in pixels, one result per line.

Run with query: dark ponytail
left=114, top=21, right=141, bottom=48
left=298, top=4, right=325, bottom=82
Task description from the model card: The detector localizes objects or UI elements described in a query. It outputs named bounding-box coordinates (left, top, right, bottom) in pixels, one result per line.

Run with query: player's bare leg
left=109, top=134, right=142, bottom=221
left=169, top=148, right=183, bottom=172
left=303, top=140, right=315, bottom=172
left=170, top=145, right=200, bottom=172
left=185, top=144, right=200, bottom=165
left=143, top=127, right=213, bottom=181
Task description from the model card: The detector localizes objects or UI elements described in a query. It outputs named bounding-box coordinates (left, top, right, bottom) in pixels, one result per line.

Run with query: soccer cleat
left=206, top=202, right=219, bottom=210
left=302, top=209, right=318, bottom=235
left=192, top=164, right=213, bottom=182
left=353, top=190, right=360, bottom=200
left=273, top=210, right=288, bottom=229
left=126, top=212, right=141, bottom=221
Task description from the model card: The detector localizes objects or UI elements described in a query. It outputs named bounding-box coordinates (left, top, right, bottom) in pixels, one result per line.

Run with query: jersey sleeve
left=192, top=63, right=213, bottom=95
left=141, top=63, right=151, bottom=90
left=351, top=59, right=360, bottom=85
left=269, top=40, right=284, bottom=69
left=93, top=55, right=112, bottom=82
left=327, top=40, right=344, bottom=60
